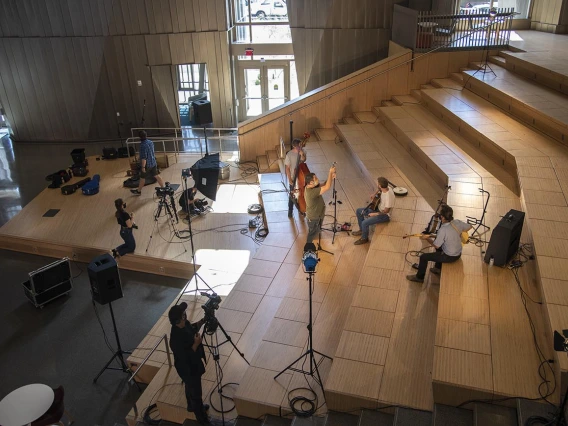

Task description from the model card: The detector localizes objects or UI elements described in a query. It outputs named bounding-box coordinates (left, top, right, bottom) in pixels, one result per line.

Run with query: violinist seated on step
left=285, top=138, right=307, bottom=218
left=352, top=176, right=394, bottom=246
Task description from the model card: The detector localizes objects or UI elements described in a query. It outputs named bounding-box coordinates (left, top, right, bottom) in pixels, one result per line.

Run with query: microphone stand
left=320, top=176, right=349, bottom=244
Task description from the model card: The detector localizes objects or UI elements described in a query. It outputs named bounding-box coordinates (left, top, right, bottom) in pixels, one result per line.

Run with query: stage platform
left=0, top=153, right=261, bottom=279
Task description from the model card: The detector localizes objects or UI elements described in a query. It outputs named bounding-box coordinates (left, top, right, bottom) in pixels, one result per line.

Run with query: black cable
left=92, top=300, right=117, bottom=357
left=71, top=259, right=83, bottom=279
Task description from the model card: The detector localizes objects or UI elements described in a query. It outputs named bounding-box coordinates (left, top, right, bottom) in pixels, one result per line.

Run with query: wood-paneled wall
left=0, top=0, right=229, bottom=37
left=531, top=0, right=568, bottom=33
left=0, top=1, right=234, bottom=142
left=288, top=0, right=406, bottom=94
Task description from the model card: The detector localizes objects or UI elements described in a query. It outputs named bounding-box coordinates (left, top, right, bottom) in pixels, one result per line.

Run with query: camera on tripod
left=156, top=182, right=175, bottom=198
left=200, top=291, right=222, bottom=334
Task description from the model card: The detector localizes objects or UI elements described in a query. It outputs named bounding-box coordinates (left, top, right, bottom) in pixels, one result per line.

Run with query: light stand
left=175, top=172, right=214, bottom=299
left=275, top=246, right=332, bottom=391
left=201, top=313, right=250, bottom=426
left=93, top=301, right=140, bottom=390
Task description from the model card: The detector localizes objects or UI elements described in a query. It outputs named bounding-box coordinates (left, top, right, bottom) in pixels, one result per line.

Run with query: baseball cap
left=168, top=302, right=188, bottom=325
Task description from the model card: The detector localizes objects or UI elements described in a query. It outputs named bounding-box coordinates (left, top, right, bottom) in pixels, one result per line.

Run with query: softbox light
left=191, top=153, right=220, bottom=201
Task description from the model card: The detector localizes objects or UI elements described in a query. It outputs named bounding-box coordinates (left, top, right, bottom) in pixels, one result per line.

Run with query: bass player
left=352, top=177, right=394, bottom=245
left=285, top=138, right=307, bottom=218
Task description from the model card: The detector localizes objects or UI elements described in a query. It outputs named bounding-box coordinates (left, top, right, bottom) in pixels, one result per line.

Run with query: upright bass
left=290, top=131, right=311, bottom=215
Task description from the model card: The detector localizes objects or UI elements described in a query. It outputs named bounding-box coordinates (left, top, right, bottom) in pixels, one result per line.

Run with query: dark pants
left=116, top=228, right=136, bottom=256
left=288, top=184, right=295, bottom=214
left=307, top=218, right=322, bottom=244
left=416, top=248, right=461, bottom=279
left=182, top=374, right=207, bottom=422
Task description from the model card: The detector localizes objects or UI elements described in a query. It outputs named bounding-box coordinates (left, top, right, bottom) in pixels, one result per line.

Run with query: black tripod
left=93, top=301, right=139, bottom=390
left=146, top=191, right=187, bottom=252
left=201, top=316, right=250, bottom=426
left=321, top=177, right=349, bottom=244
left=274, top=270, right=332, bottom=390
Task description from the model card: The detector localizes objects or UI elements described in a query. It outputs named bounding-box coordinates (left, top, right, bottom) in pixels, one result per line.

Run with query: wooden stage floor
left=0, top=153, right=262, bottom=279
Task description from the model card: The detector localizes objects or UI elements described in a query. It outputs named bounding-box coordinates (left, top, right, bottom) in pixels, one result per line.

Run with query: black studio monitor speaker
left=88, top=253, right=123, bottom=305
left=192, top=100, right=212, bottom=126
left=484, top=209, right=525, bottom=266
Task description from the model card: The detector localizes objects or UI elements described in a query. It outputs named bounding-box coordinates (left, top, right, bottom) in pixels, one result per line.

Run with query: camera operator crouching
left=179, top=184, right=208, bottom=216
left=168, top=302, right=211, bottom=424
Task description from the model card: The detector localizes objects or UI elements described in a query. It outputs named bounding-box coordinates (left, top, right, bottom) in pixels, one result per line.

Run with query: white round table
left=0, top=384, right=54, bottom=426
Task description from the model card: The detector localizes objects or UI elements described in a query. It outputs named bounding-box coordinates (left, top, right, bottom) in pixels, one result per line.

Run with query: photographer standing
left=168, top=302, right=210, bottom=425
left=131, top=130, right=165, bottom=195
left=112, top=198, right=136, bottom=258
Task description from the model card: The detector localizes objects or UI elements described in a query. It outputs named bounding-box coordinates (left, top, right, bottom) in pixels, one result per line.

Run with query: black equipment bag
left=47, top=169, right=72, bottom=188
left=71, top=163, right=88, bottom=177
left=118, top=146, right=136, bottom=158
left=102, top=147, right=118, bottom=160
left=61, top=177, right=91, bottom=195
left=123, top=175, right=157, bottom=188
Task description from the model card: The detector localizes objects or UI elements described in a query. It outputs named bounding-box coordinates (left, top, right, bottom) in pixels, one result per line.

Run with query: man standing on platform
left=352, top=177, right=395, bottom=245
left=168, top=302, right=210, bottom=425
left=304, top=165, right=336, bottom=245
left=285, top=138, right=307, bottom=218
left=406, top=205, right=472, bottom=283
left=131, top=130, right=165, bottom=195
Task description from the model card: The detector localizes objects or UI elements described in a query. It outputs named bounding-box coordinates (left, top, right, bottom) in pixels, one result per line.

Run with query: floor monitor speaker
left=88, top=253, right=123, bottom=305
left=484, top=209, right=525, bottom=266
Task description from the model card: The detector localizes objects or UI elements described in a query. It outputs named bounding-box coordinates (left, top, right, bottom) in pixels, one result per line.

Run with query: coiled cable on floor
left=288, top=387, right=317, bottom=417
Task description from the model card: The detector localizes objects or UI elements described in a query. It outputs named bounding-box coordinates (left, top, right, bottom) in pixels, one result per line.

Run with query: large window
left=177, top=64, right=209, bottom=104
left=459, top=1, right=531, bottom=19
left=232, top=0, right=291, bottom=43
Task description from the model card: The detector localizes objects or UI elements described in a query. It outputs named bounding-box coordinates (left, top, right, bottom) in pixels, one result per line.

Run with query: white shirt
left=379, top=188, right=395, bottom=216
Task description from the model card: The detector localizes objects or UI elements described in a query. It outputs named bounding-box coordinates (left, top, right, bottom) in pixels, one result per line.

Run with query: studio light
left=302, top=243, right=319, bottom=273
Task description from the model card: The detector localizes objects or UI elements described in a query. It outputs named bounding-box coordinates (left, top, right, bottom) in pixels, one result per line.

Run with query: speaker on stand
left=484, top=209, right=525, bottom=267
left=192, top=100, right=212, bottom=126
left=89, top=254, right=135, bottom=385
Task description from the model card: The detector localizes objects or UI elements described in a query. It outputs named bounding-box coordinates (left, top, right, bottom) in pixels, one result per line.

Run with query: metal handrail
left=128, top=333, right=172, bottom=384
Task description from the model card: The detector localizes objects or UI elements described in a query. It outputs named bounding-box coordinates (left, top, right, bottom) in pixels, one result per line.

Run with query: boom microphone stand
left=321, top=172, right=349, bottom=244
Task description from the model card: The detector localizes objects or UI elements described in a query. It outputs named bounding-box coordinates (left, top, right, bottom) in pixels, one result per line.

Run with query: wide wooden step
left=462, top=64, right=568, bottom=147
left=343, top=117, right=358, bottom=124
left=392, top=94, right=420, bottom=106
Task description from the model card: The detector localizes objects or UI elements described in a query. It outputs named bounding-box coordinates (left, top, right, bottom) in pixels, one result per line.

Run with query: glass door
left=239, top=63, right=290, bottom=120
left=266, top=67, right=287, bottom=110
left=243, top=68, right=263, bottom=119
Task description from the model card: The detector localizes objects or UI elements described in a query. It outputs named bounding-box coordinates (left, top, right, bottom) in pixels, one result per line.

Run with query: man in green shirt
left=304, top=165, right=336, bottom=244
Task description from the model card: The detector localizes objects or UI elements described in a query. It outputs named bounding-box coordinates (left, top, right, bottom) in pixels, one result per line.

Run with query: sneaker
left=351, top=230, right=362, bottom=236
left=130, top=189, right=141, bottom=195
left=288, top=211, right=293, bottom=218
left=412, top=263, right=419, bottom=270
left=406, top=274, right=424, bottom=283
left=354, top=238, right=369, bottom=245
left=430, top=267, right=441, bottom=275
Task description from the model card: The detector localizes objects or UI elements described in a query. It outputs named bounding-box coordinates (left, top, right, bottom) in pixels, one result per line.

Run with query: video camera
left=155, top=182, right=175, bottom=197
left=200, top=291, right=222, bottom=334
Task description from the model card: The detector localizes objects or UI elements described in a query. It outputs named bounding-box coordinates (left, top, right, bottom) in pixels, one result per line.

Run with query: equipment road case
left=22, top=258, right=73, bottom=308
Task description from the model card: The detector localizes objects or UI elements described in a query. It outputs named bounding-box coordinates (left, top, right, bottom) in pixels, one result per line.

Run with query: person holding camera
left=168, top=302, right=210, bottom=424
left=304, top=165, right=336, bottom=244
left=112, top=198, right=136, bottom=258
left=180, top=184, right=198, bottom=213
left=131, top=130, right=165, bottom=195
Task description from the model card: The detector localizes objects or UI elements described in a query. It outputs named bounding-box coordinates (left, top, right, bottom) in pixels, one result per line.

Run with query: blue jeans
left=117, top=228, right=136, bottom=256
left=356, top=207, right=390, bottom=239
